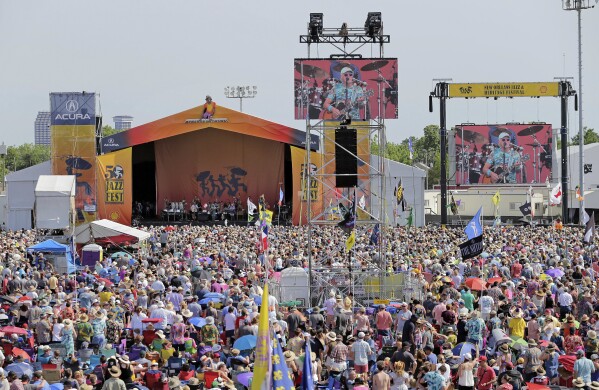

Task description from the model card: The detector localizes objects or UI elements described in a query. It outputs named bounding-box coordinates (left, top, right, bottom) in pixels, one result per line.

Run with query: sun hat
left=155, top=330, right=166, bottom=339
left=108, top=365, right=122, bottom=377
left=589, top=330, right=598, bottom=340
left=464, top=353, right=472, bottom=361
left=181, top=309, right=193, bottom=318
left=589, top=381, right=599, bottom=390
left=573, top=377, right=586, bottom=388
left=528, top=339, right=538, bottom=347
left=499, top=343, right=509, bottom=352
left=206, top=316, right=214, bottom=325
left=78, top=313, right=89, bottom=322
left=284, top=351, right=296, bottom=362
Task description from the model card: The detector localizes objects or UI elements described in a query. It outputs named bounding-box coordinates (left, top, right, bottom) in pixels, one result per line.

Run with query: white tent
left=35, top=175, right=76, bottom=230
left=5, top=161, right=51, bottom=230
left=75, top=219, right=150, bottom=245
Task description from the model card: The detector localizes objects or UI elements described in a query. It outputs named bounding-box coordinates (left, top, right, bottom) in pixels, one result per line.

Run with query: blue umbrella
left=50, top=385, right=64, bottom=390
left=546, top=268, right=565, bottom=278
left=199, top=297, right=221, bottom=305
left=188, top=317, right=206, bottom=327
left=5, top=362, right=34, bottom=377
left=111, top=251, right=132, bottom=259
left=204, top=292, right=225, bottom=299
left=451, top=342, right=477, bottom=362
left=233, top=335, right=257, bottom=351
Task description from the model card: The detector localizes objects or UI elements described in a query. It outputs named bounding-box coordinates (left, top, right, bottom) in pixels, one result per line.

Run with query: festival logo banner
left=291, top=146, right=323, bottom=225
left=50, top=92, right=97, bottom=225
left=96, top=148, right=132, bottom=225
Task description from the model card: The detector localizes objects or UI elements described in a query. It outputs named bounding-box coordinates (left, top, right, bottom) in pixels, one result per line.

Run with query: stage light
left=364, top=12, right=382, bottom=37
left=309, top=13, right=323, bottom=42
left=339, top=22, right=348, bottom=37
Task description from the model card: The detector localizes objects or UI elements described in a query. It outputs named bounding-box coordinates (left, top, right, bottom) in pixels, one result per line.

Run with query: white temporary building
left=34, top=175, right=76, bottom=230
left=370, top=155, right=427, bottom=227
left=75, top=219, right=151, bottom=245
left=5, top=161, right=51, bottom=230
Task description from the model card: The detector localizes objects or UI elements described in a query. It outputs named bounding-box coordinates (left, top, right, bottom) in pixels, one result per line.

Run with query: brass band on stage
left=162, top=198, right=240, bottom=222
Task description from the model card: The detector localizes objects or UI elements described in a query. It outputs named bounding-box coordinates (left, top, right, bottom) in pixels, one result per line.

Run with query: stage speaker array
left=335, top=127, right=357, bottom=188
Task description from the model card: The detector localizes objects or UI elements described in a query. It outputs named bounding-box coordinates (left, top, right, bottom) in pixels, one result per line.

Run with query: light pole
left=0, top=142, right=6, bottom=193
left=224, top=86, right=258, bottom=112
left=562, top=0, right=595, bottom=224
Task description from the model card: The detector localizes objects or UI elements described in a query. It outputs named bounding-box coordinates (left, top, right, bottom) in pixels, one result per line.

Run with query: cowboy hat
left=284, top=351, right=296, bottom=362
left=326, top=332, right=337, bottom=342
left=528, top=339, right=538, bottom=347
left=499, top=343, right=510, bottom=352
left=573, top=377, right=587, bottom=388
left=78, top=313, right=89, bottom=322
left=582, top=314, right=591, bottom=322
left=589, top=330, right=598, bottom=340
left=536, top=366, right=546, bottom=375
left=181, top=309, right=193, bottom=318
left=589, top=381, right=599, bottom=390
left=155, top=330, right=166, bottom=339
left=108, top=365, right=122, bottom=377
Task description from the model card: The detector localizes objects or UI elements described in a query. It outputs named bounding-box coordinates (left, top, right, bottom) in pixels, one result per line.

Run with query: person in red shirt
left=476, top=356, right=496, bottom=390
left=510, top=260, right=522, bottom=279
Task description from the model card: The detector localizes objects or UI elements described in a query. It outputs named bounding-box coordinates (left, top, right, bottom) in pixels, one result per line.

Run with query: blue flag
left=271, top=333, right=295, bottom=389
left=464, top=206, right=483, bottom=239
left=301, top=339, right=315, bottom=390
left=369, top=224, right=380, bottom=245
left=408, top=138, right=414, bottom=160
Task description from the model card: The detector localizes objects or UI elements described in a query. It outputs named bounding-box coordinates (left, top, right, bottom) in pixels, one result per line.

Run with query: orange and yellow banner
left=291, top=146, right=323, bottom=225
left=96, top=148, right=132, bottom=225
left=51, top=125, right=97, bottom=225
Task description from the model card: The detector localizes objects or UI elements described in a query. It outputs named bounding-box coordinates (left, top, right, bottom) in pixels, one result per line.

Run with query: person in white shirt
left=479, top=291, right=494, bottom=321
left=223, top=306, right=237, bottom=347
left=557, top=288, right=573, bottom=320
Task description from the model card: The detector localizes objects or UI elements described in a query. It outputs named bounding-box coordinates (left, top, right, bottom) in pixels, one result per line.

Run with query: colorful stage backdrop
left=294, top=58, right=398, bottom=120
left=50, top=92, right=97, bottom=225
left=154, top=129, right=285, bottom=212
left=96, top=148, right=132, bottom=225
left=291, top=146, right=323, bottom=225
left=454, top=124, right=553, bottom=186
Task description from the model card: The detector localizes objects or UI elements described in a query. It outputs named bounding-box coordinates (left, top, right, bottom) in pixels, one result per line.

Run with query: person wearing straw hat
left=540, top=342, right=560, bottom=384
left=103, top=364, right=126, bottom=390
left=530, top=366, right=549, bottom=385
left=574, top=348, right=595, bottom=386
left=200, top=316, right=219, bottom=346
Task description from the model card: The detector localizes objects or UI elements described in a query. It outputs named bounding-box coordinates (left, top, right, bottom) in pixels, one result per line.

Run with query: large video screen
left=294, top=58, right=398, bottom=120
left=454, top=124, right=552, bottom=185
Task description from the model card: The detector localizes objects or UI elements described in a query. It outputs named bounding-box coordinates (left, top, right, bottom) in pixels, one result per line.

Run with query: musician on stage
left=481, top=131, right=522, bottom=184
left=322, top=66, right=366, bottom=120
left=202, top=95, right=216, bottom=119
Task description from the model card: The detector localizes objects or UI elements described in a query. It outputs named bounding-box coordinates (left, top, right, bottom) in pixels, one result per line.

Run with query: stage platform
left=134, top=218, right=292, bottom=228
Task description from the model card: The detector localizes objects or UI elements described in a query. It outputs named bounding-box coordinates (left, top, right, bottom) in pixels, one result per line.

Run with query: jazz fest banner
left=454, top=124, right=552, bottom=186
left=291, top=146, right=323, bottom=225
left=448, top=82, right=559, bottom=98
left=50, top=92, right=97, bottom=225
left=294, top=58, right=398, bottom=120
left=96, top=148, right=132, bottom=225
left=154, top=129, right=284, bottom=211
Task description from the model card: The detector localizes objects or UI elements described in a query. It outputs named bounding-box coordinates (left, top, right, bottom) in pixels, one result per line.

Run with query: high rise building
left=113, top=115, right=133, bottom=131
left=34, top=111, right=51, bottom=145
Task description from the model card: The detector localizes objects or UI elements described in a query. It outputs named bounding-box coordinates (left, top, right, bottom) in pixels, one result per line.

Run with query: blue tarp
left=27, top=239, right=76, bottom=274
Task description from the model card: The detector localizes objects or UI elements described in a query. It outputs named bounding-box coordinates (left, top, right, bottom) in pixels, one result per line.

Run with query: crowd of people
left=0, top=222, right=596, bottom=390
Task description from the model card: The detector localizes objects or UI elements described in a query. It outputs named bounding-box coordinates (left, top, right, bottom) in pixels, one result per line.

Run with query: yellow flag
left=345, top=229, right=356, bottom=253
left=492, top=191, right=501, bottom=206
left=252, top=284, right=271, bottom=390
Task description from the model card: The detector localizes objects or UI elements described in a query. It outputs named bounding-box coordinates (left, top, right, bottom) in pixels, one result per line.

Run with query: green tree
left=100, top=125, right=120, bottom=138
left=570, top=127, right=599, bottom=146
left=6, top=144, right=50, bottom=172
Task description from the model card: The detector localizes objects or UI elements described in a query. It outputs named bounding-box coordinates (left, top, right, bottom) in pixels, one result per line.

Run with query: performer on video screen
left=482, top=131, right=522, bottom=184
left=323, top=66, right=366, bottom=120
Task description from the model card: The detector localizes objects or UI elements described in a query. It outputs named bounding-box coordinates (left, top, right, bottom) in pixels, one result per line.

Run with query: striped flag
left=252, top=284, right=272, bottom=390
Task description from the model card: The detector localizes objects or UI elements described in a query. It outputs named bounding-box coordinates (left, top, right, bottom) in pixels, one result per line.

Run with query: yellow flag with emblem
left=492, top=191, right=501, bottom=206
left=345, top=229, right=356, bottom=253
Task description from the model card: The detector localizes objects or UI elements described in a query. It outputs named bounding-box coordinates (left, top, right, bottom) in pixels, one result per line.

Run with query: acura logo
left=108, top=138, right=114, bottom=144
left=65, top=100, right=79, bottom=112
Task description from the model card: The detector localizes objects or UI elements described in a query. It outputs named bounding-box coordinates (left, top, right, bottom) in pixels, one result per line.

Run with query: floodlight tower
left=562, top=0, right=596, bottom=223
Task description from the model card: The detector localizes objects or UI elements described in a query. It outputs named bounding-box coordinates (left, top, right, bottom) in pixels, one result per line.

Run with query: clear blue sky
left=0, top=0, right=597, bottom=146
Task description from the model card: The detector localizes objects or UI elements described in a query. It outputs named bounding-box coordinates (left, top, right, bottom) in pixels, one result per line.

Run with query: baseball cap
left=479, top=356, right=487, bottom=362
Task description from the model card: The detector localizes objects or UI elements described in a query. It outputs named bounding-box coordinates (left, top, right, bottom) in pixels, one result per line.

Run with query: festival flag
left=576, top=185, right=584, bottom=201
left=278, top=186, right=284, bottom=206
left=519, top=202, right=532, bottom=216
left=345, top=229, right=356, bottom=253
left=408, top=138, right=414, bottom=160
left=491, top=191, right=501, bottom=207
left=252, top=284, right=272, bottom=390
left=301, top=338, right=315, bottom=390
left=550, top=183, right=562, bottom=205
left=369, top=224, right=380, bottom=245
left=247, top=198, right=257, bottom=222
left=396, top=179, right=405, bottom=212
left=261, top=225, right=269, bottom=251
left=584, top=212, right=595, bottom=244
left=358, top=195, right=366, bottom=210
left=582, top=208, right=590, bottom=225
left=465, top=206, right=483, bottom=240
left=450, top=194, right=458, bottom=215
left=272, top=331, right=295, bottom=389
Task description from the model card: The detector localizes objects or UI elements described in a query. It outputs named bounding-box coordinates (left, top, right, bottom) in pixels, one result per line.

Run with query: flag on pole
left=465, top=206, right=483, bottom=239
left=408, top=138, right=414, bottom=160
left=576, top=185, right=584, bottom=201
left=272, top=332, right=295, bottom=389
left=519, top=202, right=532, bottom=216
left=449, top=194, right=458, bottom=215
left=396, top=179, right=405, bottom=212
left=278, top=186, right=284, bottom=206
left=261, top=225, right=269, bottom=251
left=583, top=208, right=590, bottom=225
left=407, top=207, right=413, bottom=228
left=358, top=195, right=366, bottom=210
left=301, top=338, right=315, bottom=390
left=550, top=183, right=562, bottom=205
left=247, top=198, right=257, bottom=222
left=252, top=284, right=272, bottom=390
left=584, top=212, right=595, bottom=244
left=345, top=229, right=356, bottom=253
left=369, top=224, right=380, bottom=245
left=492, top=191, right=501, bottom=207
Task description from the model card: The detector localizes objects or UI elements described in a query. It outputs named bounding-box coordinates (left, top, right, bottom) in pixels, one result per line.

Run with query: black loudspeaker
left=335, top=127, right=357, bottom=188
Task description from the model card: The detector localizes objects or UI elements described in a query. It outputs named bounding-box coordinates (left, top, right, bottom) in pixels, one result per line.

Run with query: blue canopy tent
left=27, top=239, right=76, bottom=274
